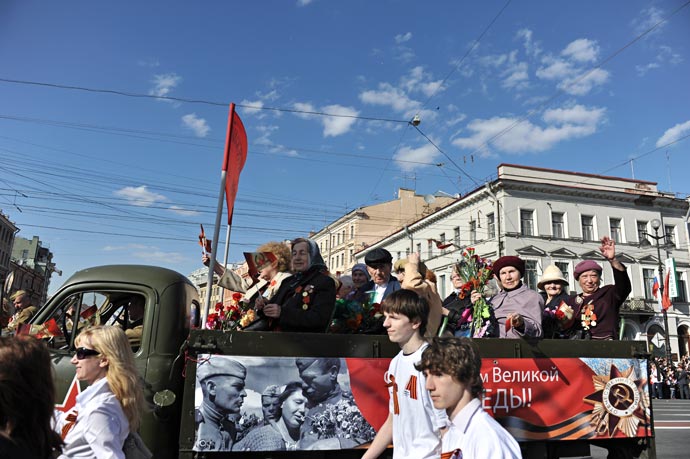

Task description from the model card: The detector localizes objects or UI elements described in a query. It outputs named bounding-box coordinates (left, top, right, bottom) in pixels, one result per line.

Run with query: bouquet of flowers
left=308, top=399, right=376, bottom=442
left=328, top=291, right=383, bottom=334
left=205, top=292, right=257, bottom=331
left=450, top=248, right=495, bottom=337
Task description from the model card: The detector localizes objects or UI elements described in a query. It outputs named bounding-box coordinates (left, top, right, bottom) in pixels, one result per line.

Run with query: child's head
left=416, top=337, right=484, bottom=399
left=381, top=289, right=429, bottom=337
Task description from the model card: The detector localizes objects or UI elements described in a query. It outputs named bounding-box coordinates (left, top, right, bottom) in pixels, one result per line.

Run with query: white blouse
left=55, top=377, right=129, bottom=459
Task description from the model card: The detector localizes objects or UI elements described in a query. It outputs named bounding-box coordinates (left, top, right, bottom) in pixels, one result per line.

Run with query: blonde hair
left=76, top=326, right=146, bottom=431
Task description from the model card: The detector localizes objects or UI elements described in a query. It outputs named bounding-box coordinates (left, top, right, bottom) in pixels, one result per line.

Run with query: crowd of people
left=651, top=355, right=690, bottom=400
left=203, top=234, right=631, bottom=343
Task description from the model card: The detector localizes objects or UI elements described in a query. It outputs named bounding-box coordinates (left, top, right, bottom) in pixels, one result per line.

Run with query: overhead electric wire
left=0, top=78, right=409, bottom=124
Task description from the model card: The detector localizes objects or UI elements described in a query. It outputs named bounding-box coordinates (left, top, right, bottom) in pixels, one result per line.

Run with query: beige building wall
left=310, top=188, right=454, bottom=274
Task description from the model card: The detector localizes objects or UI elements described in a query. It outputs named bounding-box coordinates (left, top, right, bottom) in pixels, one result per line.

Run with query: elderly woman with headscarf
left=471, top=255, right=543, bottom=338
left=566, top=236, right=631, bottom=340
left=257, top=238, right=336, bottom=333
left=350, top=263, right=371, bottom=290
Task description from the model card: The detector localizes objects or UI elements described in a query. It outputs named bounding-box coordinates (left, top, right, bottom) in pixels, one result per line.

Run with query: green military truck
left=29, top=265, right=655, bottom=458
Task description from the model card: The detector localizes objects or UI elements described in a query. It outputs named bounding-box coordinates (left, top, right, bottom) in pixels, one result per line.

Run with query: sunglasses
left=74, top=347, right=100, bottom=360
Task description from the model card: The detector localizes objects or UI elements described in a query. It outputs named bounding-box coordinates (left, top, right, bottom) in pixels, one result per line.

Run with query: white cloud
left=631, top=6, right=665, bottom=35
left=292, top=102, right=317, bottom=119
left=149, top=73, right=181, bottom=98
left=181, top=113, right=210, bottom=137
left=114, top=185, right=166, bottom=207
left=561, top=38, right=600, bottom=63
left=296, top=0, right=314, bottom=6
left=445, top=113, right=467, bottom=128
left=103, top=243, right=150, bottom=252
left=536, top=57, right=573, bottom=80
left=656, top=120, right=690, bottom=148
left=452, top=104, right=606, bottom=155
left=401, top=66, right=444, bottom=97
left=239, top=99, right=266, bottom=118
left=321, top=104, right=359, bottom=137
left=395, top=32, right=412, bottom=44
left=502, top=61, right=529, bottom=90
left=137, top=58, right=160, bottom=68
left=536, top=39, right=609, bottom=96
left=133, top=250, right=187, bottom=264
left=168, top=205, right=200, bottom=216
left=636, top=45, right=683, bottom=76
left=394, top=45, right=415, bottom=63
left=254, top=124, right=298, bottom=156
left=515, top=28, right=541, bottom=58
left=558, top=68, right=609, bottom=96
left=394, top=142, right=441, bottom=171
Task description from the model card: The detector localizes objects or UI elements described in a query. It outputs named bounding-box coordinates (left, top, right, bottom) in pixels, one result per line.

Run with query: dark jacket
left=354, top=277, right=401, bottom=303
left=541, top=291, right=574, bottom=339
left=269, top=267, right=336, bottom=333
left=566, top=265, right=631, bottom=340
left=442, top=291, right=471, bottom=335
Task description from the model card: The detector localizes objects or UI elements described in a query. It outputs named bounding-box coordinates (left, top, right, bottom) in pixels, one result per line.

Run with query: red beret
left=492, top=256, right=525, bottom=277
left=574, top=260, right=602, bottom=280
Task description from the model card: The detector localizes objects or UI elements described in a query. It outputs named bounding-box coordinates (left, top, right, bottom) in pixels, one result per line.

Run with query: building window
left=350, top=225, right=355, bottom=239
left=643, top=268, right=656, bottom=300
left=610, top=218, right=622, bottom=243
left=524, top=260, right=538, bottom=290
left=427, top=240, right=433, bottom=258
left=21, top=249, right=29, bottom=259
left=397, top=251, right=401, bottom=260
left=520, top=209, right=534, bottom=236
left=637, top=221, right=648, bottom=244
left=416, top=243, right=422, bottom=255
left=439, top=233, right=446, bottom=251
left=439, top=274, right=446, bottom=299
left=469, top=220, right=477, bottom=243
left=555, top=262, right=570, bottom=290
left=551, top=212, right=565, bottom=239
left=581, top=215, right=594, bottom=241
left=665, top=225, right=675, bottom=247
left=405, top=247, right=410, bottom=256
left=487, top=213, right=495, bottom=239
left=349, top=249, right=354, bottom=263
left=340, top=253, right=344, bottom=266
left=677, top=273, right=687, bottom=303
left=454, top=226, right=460, bottom=243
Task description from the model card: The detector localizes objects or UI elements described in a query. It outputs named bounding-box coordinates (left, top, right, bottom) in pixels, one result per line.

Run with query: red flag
left=198, top=224, right=212, bottom=253
left=244, top=251, right=277, bottom=280
left=223, top=104, right=248, bottom=225
left=662, top=271, right=672, bottom=311
left=427, top=238, right=454, bottom=250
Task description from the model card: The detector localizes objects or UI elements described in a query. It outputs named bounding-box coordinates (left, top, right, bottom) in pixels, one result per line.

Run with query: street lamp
left=641, top=218, right=674, bottom=365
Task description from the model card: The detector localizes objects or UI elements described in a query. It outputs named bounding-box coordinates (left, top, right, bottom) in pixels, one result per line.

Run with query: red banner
left=222, top=104, right=248, bottom=225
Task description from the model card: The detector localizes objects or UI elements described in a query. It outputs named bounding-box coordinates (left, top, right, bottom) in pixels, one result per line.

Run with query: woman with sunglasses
left=55, top=326, right=145, bottom=458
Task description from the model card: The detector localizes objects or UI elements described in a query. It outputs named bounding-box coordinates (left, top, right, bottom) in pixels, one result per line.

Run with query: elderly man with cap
left=195, top=356, right=248, bottom=451
left=472, top=255, right=543, bottom=338
left=356, top=248, right=401, bottom=305
left=5, top=290, right=37, bottom=332
left=567, top=236, right=631, bottom=340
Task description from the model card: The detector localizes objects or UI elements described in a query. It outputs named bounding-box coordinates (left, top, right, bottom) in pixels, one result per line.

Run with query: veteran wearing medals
left=195, top=357, right=247, bottom=451
left=257, top=238, right=336, bottom=333
left=567, top=236, right=631, bottom=340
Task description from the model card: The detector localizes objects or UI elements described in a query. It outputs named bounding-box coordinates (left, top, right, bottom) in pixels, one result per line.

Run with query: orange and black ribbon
left=385, top=375, right=399, bottom=414
left=61, top=411, right=78, bottom=440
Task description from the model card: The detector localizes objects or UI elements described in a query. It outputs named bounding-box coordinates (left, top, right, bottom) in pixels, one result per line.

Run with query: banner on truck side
left=192, top=355, right=651, bottom=452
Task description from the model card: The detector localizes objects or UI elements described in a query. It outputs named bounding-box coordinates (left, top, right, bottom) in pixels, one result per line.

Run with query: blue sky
left=1, top=0, right=688, bottom=294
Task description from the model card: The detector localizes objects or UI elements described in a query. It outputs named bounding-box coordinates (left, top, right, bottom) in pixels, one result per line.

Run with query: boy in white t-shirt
left=362, top=289, right=447, bottom=459
left=416, top=337, right=522, bottom=459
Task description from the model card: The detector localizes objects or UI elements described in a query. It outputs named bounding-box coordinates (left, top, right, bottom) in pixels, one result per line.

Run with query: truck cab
left=32, top=265, right=200, bottom=458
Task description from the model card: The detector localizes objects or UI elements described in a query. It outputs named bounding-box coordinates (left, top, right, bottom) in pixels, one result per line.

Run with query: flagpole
left=220, top=224, right=232, bottom=302
left=201, top=103, right=238, bottom=328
